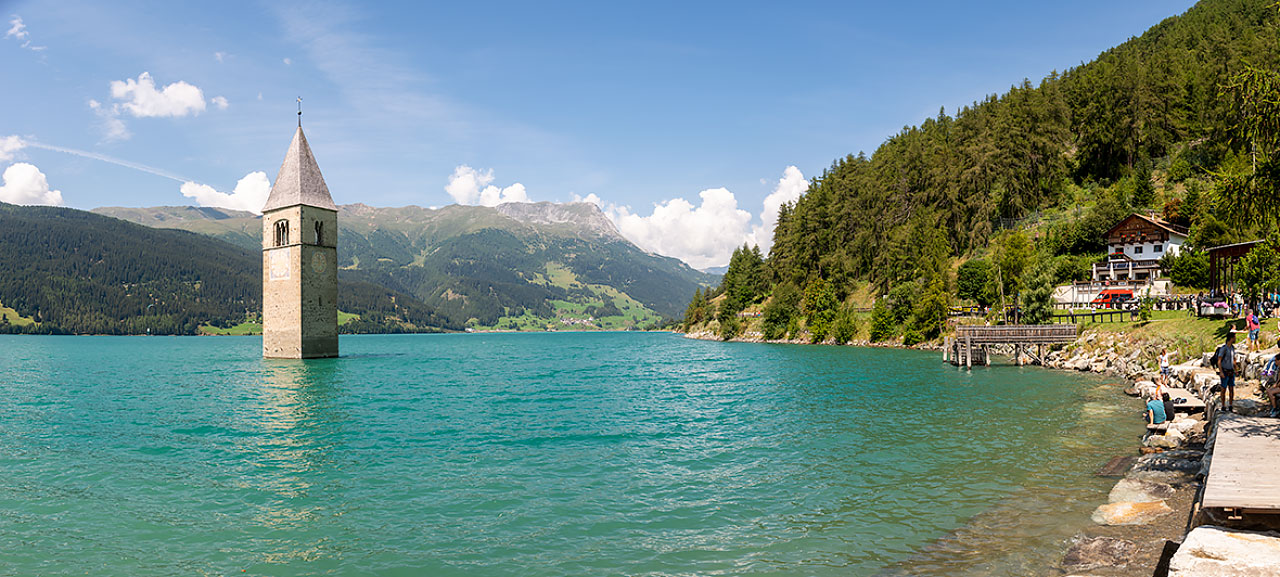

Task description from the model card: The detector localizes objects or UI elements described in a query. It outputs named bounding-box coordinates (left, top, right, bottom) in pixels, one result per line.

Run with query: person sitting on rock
left=1162, top=392, right=1177, bottom=422
left=1147, top=391, right=1168, bottom=426
left=1265, top=348, right=1280, bottom=418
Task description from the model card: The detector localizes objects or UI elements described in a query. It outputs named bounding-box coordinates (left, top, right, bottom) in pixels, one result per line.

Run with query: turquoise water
left=0, top=333, right=1137, bottom=576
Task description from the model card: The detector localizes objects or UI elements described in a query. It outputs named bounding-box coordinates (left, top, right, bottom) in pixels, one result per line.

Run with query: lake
left=0, top=332, right=1136, bottom=576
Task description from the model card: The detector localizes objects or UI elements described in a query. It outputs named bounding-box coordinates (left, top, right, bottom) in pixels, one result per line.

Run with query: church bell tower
left=261, top=125, right=338, bottom=358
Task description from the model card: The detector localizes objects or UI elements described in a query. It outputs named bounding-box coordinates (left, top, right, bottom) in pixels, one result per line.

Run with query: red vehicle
left=1091, top=289, right=1135, bottom=308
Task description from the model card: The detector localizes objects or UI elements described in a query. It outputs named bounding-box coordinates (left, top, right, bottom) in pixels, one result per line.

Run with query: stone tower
left=261, top=126, right=338, bottom=358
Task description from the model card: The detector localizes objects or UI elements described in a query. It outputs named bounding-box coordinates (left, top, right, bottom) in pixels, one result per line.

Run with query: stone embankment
left=1058, top=340, right=1280, bottom=577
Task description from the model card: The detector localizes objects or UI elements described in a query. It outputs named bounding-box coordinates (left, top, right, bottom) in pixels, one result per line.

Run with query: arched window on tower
left=314, top=221, right=324, bottom=246
left=274, top=219, right=289, bottom=246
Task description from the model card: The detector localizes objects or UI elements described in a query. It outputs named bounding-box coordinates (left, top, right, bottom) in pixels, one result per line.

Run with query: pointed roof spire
left=262, top=126, right=337, bottom=213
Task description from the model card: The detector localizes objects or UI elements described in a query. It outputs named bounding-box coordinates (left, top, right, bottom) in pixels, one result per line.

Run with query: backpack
left=1210, top=346, right=1222, bottom=369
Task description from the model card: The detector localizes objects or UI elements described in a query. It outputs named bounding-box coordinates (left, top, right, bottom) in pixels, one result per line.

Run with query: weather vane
left=297, top=96, right=303, bottom=127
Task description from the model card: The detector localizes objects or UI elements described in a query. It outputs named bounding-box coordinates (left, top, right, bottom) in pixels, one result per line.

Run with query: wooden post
left=944, top=337, right=950, bottom=362
left=965, top=335, right=972, bottom=368
left=984, top=345, right=991, bottom=366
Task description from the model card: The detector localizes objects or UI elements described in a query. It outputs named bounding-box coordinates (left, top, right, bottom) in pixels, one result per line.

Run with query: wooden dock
left=1201, top=412, right=1280, bottom=517
left=945, top=325, right=1079, bottom=367
left=1165, top=386, right=1206, bottom=414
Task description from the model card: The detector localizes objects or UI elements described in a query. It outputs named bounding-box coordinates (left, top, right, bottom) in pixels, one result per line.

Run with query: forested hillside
left=0, top=203, right=458, bottom=335
left=691, top=0, right=1280, bottom=343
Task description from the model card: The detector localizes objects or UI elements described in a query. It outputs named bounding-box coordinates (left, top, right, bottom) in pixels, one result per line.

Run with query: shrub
left=869, top=300, right=895, bottom=342
left=832, top=305, right=859, bottom=344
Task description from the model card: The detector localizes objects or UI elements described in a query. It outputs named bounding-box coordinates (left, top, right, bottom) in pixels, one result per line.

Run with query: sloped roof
left=1104, top=213, right=1189, bottom=239
left=262, top=126, right=337, bottom=212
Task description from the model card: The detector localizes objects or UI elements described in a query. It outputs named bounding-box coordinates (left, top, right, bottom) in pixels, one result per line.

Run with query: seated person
left=1162, top=392, right=1176, bottom=421
left=1147, top=392, right=1167, bottom=426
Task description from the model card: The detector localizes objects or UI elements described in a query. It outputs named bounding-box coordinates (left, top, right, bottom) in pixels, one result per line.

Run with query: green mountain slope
left=684, top=0, right=1280, bottom=345
left=0, top=203, right=458, bottom=335
left=767, top=0, right=1280, bottom=295
left=95, top=201, right=717, bottom=329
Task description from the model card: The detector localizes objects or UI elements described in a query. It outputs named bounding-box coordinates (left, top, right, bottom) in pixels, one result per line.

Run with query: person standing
left=1159, top=347, right=1172, bottom=389
left=1214, top=333, right=1238, bottom=412
left=1246, top=308, right=1260, bottom=352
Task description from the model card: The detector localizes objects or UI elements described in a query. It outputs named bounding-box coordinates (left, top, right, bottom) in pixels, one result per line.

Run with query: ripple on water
left=0, top=333, right=1135, bottom=576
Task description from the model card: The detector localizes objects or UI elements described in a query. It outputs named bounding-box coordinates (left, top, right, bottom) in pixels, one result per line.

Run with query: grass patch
left=473, top=263, right=664, bottom=331
left=0, top=300, right=35, bottom=327
left=339, top=311, right=359, bottom=325
left=198, top=320, right=262, bottom=335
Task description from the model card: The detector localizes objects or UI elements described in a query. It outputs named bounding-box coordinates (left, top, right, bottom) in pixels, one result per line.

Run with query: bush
left=718, top=315, right=741, bottom=341
left=902, top=328, right=925, bottom=346
left=1021, top=263, right=1055, bottom=325
left=803, top=278, right=838, bottom=340
left=832, top=305, right=859, bottom=344
left=869, top=300, right=895, bottom=342
left=887, top=282, right=918, bottom=325
left=761, top=282, right=801, bottom=340
left=912, top=280, right=950, bottom=339
left=956, top=260, right=992, bottom=304
left=1162, top=249, right=1209, bottom=289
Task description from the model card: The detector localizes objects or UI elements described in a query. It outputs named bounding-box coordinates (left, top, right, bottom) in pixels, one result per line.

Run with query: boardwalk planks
left=1201, top=413, right=1280, bottom=512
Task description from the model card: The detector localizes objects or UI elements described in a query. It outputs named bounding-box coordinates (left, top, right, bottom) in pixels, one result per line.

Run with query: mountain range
left=92, top=201, right=717, bottom=331
left=0, top=202, right=456, bottom=335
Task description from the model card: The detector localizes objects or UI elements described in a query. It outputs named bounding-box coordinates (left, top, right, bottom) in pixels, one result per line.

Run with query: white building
left=1091, top=213, right=1188, bottom=283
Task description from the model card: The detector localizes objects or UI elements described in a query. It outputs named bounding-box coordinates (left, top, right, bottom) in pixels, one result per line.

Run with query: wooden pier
left=944, top=325, right=1079, bottom=367
left=1200, top=412, right=1280, bottom=522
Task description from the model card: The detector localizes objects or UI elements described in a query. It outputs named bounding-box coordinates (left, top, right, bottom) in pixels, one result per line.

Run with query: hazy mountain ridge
left=0, top=202, right=457, bottom=335
left=92, top=201, right=717, bottom=327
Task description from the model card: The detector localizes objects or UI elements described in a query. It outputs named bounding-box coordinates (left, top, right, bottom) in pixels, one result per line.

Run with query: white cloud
left=607, top=188, right=754, bottom=271
left=180, top=171, right=272, bottom=214
left=110, top=72, right=207, bottom=118
left=749, top=165, right=808, bottom=253
left=0, top=135, right=25, bottom=162
left=601, top=166, right=808, bottom=269
left=445, top=165, right=529, bottom=206
left=257, top=92, right=263, bottom=101
left=5, top=15, right=42, bottom=51
left=214, top=51, right=225, bottom=63
left=88, top=99, right=130, bottom=141
left=0, top=162, right=63, bottom=206
left=211, top=96, right=229, bottom=110
left=572, top=192, right=602, bottom=207
left=5, top=16, right=26, bottom=40
left=282, top=57, right=292, bottom=66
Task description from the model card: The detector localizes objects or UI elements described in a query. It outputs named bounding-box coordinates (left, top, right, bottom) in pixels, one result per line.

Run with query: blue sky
left=0, top=0, right=1198, bottom=268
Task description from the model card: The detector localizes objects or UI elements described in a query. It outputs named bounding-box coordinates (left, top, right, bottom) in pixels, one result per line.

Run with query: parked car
left=1091, top=289, right=1134, bottom=308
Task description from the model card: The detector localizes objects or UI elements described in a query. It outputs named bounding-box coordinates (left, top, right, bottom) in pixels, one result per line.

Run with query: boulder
left=1108, top=478, right=1176, bottom=503
left=1169, top=525, right=1280, bottom=576
left=1135, top=379, right=1158, bottom=397
left=1091, top=501, right=1174, bottom=525
left=1062, top=536, right=1137, bottom=568
left=1145, top=428, right=1186, bottom=449
left=1092, top=361, right=1109, bottom=373
left=1234, top=398, right=1267, bottom=416
left=1169, top=416, right=1199, bottom=435
left=1129, top=451, right=1202, bottom=485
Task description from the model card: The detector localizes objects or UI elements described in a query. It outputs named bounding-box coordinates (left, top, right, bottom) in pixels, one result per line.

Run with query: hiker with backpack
left=1212, top=333, right=1238, bottom=413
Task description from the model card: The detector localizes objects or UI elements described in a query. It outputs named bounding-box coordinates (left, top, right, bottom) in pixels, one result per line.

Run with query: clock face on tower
left=311, top=252, right=327, bottom=273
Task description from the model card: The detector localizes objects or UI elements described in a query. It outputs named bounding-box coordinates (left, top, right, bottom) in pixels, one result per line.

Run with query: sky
left=0, top=0, right=1199, bottom=269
